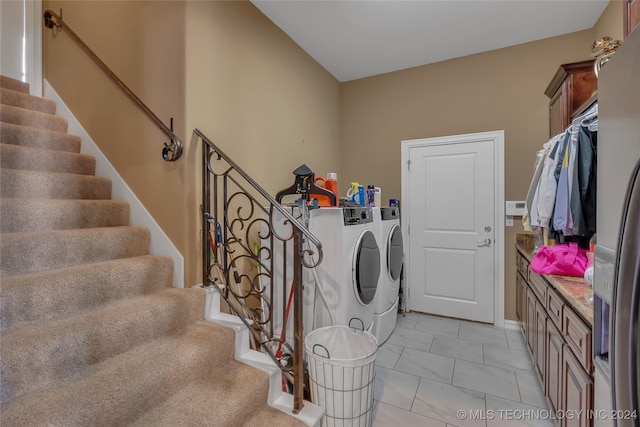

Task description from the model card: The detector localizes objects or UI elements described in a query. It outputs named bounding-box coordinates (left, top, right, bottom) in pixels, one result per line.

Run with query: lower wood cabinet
left=526, top=287, right=536, bottom=357
left=535, top=300, right=547, bottom=384
left=516, top=270, right=525, bottom=327
left=562, top=343, right=594, bottom=427
left=547, top=320, right=564, bottom=412
left=516, top=246, right=593, bottom=426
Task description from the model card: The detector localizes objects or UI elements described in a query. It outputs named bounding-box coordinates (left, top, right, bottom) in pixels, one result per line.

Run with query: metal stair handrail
left=194, top=128, right=322, bottom=413
left=43, top=10, right=182, bottom=161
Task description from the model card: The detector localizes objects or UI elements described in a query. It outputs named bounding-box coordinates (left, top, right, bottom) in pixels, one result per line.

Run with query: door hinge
left=407, top=160, right=411, bottom=171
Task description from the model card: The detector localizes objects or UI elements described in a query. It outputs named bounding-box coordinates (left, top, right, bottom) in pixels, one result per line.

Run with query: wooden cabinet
left=562, top=344, right=594, bottom=427
left=534, top=300, right=547, bottom=384
left=545, top=60, right=597, bottom=137
left=547, top=321, right=564, bottom=412
left=625, top=0, right=640, bottom=38
left=516, top=246, right=594, bottom=426
left=516, top=250, right=526, bottom=327
left=516, top=270, right=525, bottom=323
left=526, top=287, right=537, bottom=357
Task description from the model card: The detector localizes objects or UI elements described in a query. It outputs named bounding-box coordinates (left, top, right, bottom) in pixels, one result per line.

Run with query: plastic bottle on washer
left=325, top=173, right=338, bottom=206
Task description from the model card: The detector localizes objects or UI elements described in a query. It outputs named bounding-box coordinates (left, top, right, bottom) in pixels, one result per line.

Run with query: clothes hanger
left=275, top=164, right=337, bottom=206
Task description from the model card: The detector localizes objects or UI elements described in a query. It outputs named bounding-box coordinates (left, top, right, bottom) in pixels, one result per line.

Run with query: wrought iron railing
left=194, top=129, right=322, bottom=413
left=43, top=10, right=182, bottom=161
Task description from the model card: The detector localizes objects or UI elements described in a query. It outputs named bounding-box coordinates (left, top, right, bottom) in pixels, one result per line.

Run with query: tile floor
left=370, top=312, right=555, bottom=427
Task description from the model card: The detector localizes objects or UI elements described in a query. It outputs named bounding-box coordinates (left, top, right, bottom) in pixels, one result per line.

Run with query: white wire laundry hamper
left=305, top=322, right=378, bottom=427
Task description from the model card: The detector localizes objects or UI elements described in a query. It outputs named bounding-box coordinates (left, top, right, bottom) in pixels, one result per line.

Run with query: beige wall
left=594, top=0, right=625, bottom=42
left=340, top=5, right=623, bottom=321
left=43, top=0, right=341, bottom=287
left=42, top=0, right=623, bottom=319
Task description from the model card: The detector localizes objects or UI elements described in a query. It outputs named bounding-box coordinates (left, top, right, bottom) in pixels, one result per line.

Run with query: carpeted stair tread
left=0, top=198, right=129, bottom=233
left=0, top=143, right=96, bottom=174
left=0, top=287, right=208, bottom=404
left=1, top=103, right=68, bottom=132
left=0, top=76, right=298, bottom=426
left=130, top=364, right=272, bottom=427
left=0, top=321, right=237, bottom=426
left=1, top=168, right=111, bottom=199
left=1, top=87, right=57, bottom=114
left=0, top=255, right=173, bottom=331
left=0, top=76, right=29, bottom=93
left=243, top=405, right=307, bottom=427
left=0, top=226, right=150, bottom=276
left=1, top=121, right=81, bottom=152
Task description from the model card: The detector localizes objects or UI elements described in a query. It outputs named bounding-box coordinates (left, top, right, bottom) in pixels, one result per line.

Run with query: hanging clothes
left=569, top=114, right=598, bottom=236
left=524, top=135, right=561, bottom=230
left=525, top=102, right=598, bottom=241
left=553, top=139, right=572, bottom=231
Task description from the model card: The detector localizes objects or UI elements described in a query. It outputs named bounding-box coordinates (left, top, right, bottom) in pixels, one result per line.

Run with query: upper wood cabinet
left=544, top=60, right=597, bottom=137
left=625, top=0, right=640, bottom=38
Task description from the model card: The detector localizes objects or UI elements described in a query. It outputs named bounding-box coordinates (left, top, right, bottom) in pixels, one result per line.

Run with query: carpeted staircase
left=0, top=75, right=306, bottom=426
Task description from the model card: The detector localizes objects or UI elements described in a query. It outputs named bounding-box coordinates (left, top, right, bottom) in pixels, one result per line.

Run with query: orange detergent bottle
left=325, top=173, right=339, bottom=206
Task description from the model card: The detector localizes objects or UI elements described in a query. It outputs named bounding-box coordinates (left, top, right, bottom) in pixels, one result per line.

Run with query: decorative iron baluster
left=195, top=129, right=322, bottom=413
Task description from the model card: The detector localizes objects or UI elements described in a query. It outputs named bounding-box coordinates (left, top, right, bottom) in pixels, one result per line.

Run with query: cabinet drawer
left=563, top=307, right=592, bottom=373
left=546, top=285, right=564, bottom=331
left=528, top=269, right=547, bottom=303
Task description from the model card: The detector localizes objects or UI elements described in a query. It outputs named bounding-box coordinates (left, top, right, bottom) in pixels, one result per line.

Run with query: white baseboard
left=503, top=319, right=522, bottom=330
left=43, top=79, right=184, bottom=288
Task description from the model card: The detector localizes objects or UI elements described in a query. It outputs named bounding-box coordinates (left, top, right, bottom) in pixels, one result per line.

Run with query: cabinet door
left=549, top=89, right=565, bottom=137
left=535, top=300, right=547, bottom=385
left=516, top=271, right=525, bottom=322
left=562, top=344, right=594, bottom=427
left=526, top=287, right=536, bottom=358
left=626, top=0, right=640, bottom=37
left=546, top=321, right=563, bottom=412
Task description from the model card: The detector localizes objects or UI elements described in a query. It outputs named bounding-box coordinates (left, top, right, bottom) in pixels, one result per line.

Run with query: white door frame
left=26, top=0, right=43, bottom=96
left=401, top=130, right=505, bottom=327
left=0, top=0, right=42, bottom=95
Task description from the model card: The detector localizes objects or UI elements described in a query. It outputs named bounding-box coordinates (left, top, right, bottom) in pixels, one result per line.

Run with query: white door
left=402, top=131, right=504, bottom=324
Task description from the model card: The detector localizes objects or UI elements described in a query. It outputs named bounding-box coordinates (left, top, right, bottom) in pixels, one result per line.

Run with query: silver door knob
left=477, top=238, right=492, bottom=247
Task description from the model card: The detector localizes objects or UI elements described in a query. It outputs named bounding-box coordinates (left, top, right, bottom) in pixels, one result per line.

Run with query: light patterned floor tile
left=515, top=370, right=547, bottom=409
left=370, top=313, right=549, bottom=426
left=505, top=328, right=527, bottom=351
left=485, top=395, right=555, bottom=427
left=386, top=326, right=435, bottom=352
left=372, top=401, right=446, bottom=427
left=412, top=377, right=487, bottom=427
left=396, top=314, right=419, bottom=330
left=395, top=347, right=455, bottom=384
left=376, top=343, right=403, bottom=369
left=483, top=344, right=534, bottom=372
left=458, top=322, right=509, bottom=347
left=430, top=335, right=484, bottom=363
left=374, top=366, right=421, bottom=411
left=452, top=360, right=520, bottom=401
left=414, top=315, right=461, bottom=338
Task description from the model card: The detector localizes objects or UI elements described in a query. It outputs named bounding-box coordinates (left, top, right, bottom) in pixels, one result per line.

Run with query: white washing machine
left=371, top=206, right=403, bottom=344
left=305, top=207, right=381, bottom=334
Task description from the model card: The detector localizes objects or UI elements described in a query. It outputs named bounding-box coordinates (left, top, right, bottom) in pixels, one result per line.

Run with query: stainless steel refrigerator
left=593, top=27, right=640, bottom=427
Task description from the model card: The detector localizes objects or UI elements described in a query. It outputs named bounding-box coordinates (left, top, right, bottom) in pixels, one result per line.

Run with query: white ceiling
left=251, top=0, right=609, bottom=82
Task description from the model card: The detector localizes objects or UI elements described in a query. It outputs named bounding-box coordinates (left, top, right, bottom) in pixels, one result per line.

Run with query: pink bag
left=529, top=243, right=588, bottom=277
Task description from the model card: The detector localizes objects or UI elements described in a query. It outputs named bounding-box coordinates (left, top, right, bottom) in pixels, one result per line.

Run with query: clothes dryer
left=305, top=207, right=381, bottom=334
left=371, top=206, right=403, bottom=344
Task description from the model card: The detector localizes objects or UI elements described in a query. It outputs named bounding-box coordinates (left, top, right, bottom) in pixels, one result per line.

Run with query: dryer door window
left=388, top=225, right=404, bottom=281
left=354, top=230, right=380, bottom=305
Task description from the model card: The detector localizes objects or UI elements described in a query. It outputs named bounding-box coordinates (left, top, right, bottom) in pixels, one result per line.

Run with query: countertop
left=516, top=243, right=594, bottom=326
